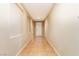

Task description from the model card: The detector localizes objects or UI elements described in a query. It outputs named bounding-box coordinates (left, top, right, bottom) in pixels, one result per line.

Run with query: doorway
left=34, top=21, right=44, bottom=37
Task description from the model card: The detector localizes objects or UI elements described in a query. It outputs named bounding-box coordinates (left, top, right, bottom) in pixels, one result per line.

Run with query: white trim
left=16, top=38, right=31, bottom=56
left=50, top=43, right=61, bottom=56
left=45, top=37, right=61, bottom=56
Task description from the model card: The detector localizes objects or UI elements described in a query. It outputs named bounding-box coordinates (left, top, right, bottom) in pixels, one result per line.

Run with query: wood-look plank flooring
left=19, top=37, right=57, bottom=56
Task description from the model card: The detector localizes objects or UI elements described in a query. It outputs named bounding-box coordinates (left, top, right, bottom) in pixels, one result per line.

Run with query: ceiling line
left=43, top=3, right=56, bottom=21
left=15, top=3, right=56, bottom=21
left=15, top=3, right=34, bottom=20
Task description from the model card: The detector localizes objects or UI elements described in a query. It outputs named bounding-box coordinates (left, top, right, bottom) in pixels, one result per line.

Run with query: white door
left=35, top=22, right=43, bottom=36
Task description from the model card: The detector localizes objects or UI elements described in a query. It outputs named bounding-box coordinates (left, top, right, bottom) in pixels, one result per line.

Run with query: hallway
left=0, top=3, right=79, bottom=56
left=19, top=37, right=57, bottom=56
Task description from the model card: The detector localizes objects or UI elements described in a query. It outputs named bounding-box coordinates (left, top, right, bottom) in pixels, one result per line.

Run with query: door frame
left=33, top=21, right=45, bottom=37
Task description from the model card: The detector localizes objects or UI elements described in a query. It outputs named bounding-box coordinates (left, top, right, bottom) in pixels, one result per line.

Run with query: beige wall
left=0, top=3, right=31, bottom=55
left=47, top=4, right=79, bottom=55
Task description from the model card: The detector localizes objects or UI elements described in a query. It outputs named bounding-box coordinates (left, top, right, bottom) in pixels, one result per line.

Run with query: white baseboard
left=45, top=37, right=61, bottom=56
left=14, top=32, right=33, bottom=56
left=50, top=43, right=61, bottom=56
left=16, top=39, right=31, bottom=56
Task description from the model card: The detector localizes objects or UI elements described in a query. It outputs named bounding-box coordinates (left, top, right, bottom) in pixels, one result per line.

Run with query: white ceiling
left=22, top=3, right=53, bottom=21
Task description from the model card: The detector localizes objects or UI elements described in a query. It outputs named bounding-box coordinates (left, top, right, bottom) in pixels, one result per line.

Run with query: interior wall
left=47, top=4, right=79, bottom=55
left=0, top=3, right=30, bottom=55
left=0, top=3, right=10, bottom=55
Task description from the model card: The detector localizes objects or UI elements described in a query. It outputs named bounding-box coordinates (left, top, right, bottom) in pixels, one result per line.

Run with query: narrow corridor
left=19, top=37, right=57, bottom=56
left=1, top=3, right=79, bottom=56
